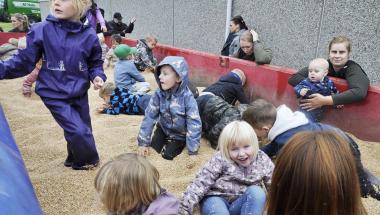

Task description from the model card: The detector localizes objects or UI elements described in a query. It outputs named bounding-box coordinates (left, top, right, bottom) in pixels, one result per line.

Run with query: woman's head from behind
left=94, top=153, right=161, bottom=215
left=267, top=131, right=366, bottom=215
left=218, top=121, right=259, bottom=167
left=328, top=36, right=351, bottom=70
left=230, top=15, right=248, bottom=33
left=51, top=0, right=91, bottom=21
left=11, top=13, right=29, bottom=31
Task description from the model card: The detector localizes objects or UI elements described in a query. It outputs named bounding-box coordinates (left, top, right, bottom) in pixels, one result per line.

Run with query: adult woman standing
left=220, top=15, right=248, bottom=56
left=9, top=13, right=30, bottom=33
left=288, top=36, right=369, bottom=110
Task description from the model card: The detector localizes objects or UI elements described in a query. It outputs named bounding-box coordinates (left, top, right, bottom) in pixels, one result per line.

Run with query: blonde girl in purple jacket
left=95, top=153, right=179, bottom=215
left=180, top=121, right=274, bottom=215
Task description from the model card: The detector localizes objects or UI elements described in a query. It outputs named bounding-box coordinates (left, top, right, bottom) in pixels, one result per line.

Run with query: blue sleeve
left=137, top=91, right=160, bottom=146
left=87, top=34, right=106, bottom=82
left=128, top=65, right=146, bottom=82
left=185, top=92, right=202, bottom=155
left=0, top=29, right=42, bottom=79
left=328, top=79, right=339, bottom=94
left=294, top=79, right=309, bottom=97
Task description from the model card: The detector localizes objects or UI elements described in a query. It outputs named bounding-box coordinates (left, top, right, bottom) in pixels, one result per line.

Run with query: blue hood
left=155, top=56, right=189, bottom=93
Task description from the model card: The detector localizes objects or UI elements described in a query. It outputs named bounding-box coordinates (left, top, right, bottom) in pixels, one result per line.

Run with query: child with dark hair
left=242, top=99, right=380, bottom=200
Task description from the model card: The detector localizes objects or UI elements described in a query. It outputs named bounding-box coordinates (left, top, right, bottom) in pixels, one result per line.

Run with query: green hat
left=114, top=44, right=137, bottom=59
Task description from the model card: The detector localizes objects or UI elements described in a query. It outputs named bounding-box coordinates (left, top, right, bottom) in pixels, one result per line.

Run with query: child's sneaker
left=71, top=160, right=99, bottom=170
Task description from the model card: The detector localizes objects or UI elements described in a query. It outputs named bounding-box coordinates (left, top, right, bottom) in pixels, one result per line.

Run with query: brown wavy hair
left=266, top=131, right=367, bottom=215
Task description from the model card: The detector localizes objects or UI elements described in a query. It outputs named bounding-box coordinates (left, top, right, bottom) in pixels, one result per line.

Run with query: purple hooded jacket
left=0, top=15, right=106, bottom=99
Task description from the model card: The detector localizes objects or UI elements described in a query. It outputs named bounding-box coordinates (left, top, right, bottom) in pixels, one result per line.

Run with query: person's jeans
left=200, top=185, right=266, bottom=215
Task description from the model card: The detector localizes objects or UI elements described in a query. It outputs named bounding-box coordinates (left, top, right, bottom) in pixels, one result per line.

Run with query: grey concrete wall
left=67, top=0, right=379, bottom=84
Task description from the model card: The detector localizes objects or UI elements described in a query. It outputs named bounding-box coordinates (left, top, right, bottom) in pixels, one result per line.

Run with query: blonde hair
left=12, top=13, right=29, bottom=30
left=50, top=0, right=91, bottom=20
left=99, top=82, right=115, bottom=98
left=94, top=153, right=161, bottom=214
left=218, top=121, right=259, bottom=162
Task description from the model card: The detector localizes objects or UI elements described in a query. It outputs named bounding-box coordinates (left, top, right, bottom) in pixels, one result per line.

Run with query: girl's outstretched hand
left=93, top=76, right=104, bottom=90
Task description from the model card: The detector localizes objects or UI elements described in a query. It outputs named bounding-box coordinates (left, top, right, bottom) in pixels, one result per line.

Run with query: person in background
left=221, top=15, right=248, bottom=56
left=84, top=0, right=107, bottom=32
left=294, top=58, right=340, bottom=122
left=180, top=121, right=273, bottom=215
left=95, top=153, right=180, bottom=215
left=288, top=36, right=369, bottom=110
left=134, top=35, right=158, bottom=73
left=104, top=34, right=122, bottom=68
left=9, top=13, right=30, bottom=33
left=266, top=131, right=367, bottom=215
left=97, top=33, right=108, bottom=61
left=105, top=12, right=136, bottom=37
left=113, top=44, right=150, bottom=94
left=233, top=30, right=272, bottom=65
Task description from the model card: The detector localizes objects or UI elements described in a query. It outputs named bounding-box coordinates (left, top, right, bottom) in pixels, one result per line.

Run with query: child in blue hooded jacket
left=137, top=56, right=201, bottom=160
left=0, top=0, right=106, bottom=170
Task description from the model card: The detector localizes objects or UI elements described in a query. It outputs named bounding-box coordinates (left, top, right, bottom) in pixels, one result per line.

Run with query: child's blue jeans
left=200, top=185, right=266, bottom=215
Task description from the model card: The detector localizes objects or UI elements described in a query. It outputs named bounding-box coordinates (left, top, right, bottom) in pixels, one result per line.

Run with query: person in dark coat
left=104, top=12, right=136, bottom=37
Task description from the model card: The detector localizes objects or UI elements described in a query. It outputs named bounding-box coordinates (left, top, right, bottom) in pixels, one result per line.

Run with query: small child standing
left=104, top=34, right=122, bottom=68
left=294, top=58, right=339, bottom=122
left=95, top=153, right=180, bottom=215
left=97, top=33, right=109, bottom=61
left=113, top=44, right=150, bottom=94
left=134, top=35, right=158, bottom=72
left=180, top=121, right=274, bottom=215
left=137, top=56, right=201, bottom=160
left=97, top=82, right=151, bottom=115
left=0, top=0, right=106, bottom=170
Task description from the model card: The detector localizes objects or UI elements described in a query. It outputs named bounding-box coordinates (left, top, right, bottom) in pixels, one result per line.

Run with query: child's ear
left=176, top=76, right=181, bottom=83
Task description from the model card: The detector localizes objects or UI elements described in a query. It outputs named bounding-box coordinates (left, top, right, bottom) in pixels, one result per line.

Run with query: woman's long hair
left=266, top=131, right=367, bottom=215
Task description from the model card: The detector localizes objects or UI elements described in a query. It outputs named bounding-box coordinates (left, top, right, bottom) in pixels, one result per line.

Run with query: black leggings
left=151, top=124, right=186, bottom=160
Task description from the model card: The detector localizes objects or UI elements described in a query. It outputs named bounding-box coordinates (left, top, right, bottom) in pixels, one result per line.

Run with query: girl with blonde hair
left=0, top=0, right=106, bottom=170
left=95, top=153, right=179, bottom=215
left=266, top=131, right=367, bottom=215
left=180, top=120, right=274, bottom=215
